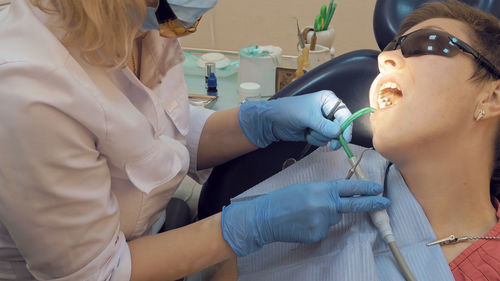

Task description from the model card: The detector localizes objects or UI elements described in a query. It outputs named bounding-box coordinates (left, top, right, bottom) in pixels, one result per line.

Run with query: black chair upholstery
left=161, top=197, right=192, bottom=232
left=197, top=0, right=500, bottom=219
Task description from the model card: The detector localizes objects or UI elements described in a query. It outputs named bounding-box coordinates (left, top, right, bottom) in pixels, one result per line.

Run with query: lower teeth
left=380, top=102, right=392, bottom=108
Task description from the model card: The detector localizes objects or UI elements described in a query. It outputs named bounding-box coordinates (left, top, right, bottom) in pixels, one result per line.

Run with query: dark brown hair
left=398, top=0, right=500, bottom=199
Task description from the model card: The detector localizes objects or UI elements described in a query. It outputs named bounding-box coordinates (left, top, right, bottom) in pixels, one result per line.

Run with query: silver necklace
left=427, top=234, right=500, bottom=246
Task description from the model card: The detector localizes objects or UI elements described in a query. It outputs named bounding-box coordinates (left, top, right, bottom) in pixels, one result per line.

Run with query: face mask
left=142, top=0, right=217, bottom=35
left=142, top=7, right=160, bottom=30
left=168, top=0, right=218, bottom=28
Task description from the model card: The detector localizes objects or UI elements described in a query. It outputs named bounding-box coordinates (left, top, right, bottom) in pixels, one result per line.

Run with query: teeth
left=380, top=82, right=401, bottom=91
left=377, top=81, right=401, bottom=109
left=378, top=97, right=393, bottom=109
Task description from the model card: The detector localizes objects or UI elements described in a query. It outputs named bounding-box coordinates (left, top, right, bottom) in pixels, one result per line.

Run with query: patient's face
left=369, top=18, right=486, bottom=161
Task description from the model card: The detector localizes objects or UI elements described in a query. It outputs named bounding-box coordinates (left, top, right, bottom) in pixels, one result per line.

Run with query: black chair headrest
left=373, top=0, right=500, bottom=50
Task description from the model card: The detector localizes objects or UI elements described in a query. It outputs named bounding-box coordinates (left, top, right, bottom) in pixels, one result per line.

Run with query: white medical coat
left=0, top=0, right=214, bottom=280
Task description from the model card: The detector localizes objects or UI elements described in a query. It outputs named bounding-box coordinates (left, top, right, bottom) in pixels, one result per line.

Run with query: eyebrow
left=401, top=25, right=447, bottom=37
left=419, top=25, right=446, bottom=31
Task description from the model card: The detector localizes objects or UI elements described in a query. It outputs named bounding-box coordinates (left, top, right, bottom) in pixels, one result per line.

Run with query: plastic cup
left=239, top=82, right=261, bottom=103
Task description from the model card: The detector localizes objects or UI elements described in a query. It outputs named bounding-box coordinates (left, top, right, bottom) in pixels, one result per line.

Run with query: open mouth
left=377, top=82, right=402, bottom=109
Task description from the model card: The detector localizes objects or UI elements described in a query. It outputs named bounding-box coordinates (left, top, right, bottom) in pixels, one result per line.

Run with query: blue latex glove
left=238, top=90, right=352, bottom=150
left=221, top=180, right=390, bottom=257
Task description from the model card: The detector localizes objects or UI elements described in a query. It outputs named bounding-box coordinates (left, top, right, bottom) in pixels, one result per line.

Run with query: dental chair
left=198, top=50, right=379, bottom=218
left=197, top=0, right=500, bottom=219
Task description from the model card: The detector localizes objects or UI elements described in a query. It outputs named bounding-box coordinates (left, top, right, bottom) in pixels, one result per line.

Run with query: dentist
left=0, top=1, right=389, bottom=280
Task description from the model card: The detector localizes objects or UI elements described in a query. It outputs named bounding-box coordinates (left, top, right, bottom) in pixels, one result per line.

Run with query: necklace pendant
left=427, top=235, right=458, bottom=246
left=427, top=234, right=500, bottom=247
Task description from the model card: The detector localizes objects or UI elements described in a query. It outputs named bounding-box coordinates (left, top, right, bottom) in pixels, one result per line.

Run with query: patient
left=369, top=0, right=499, bottom=278
left=216, top=1, right=500, bottom=280
left=373, top=0, right=499, bottom=261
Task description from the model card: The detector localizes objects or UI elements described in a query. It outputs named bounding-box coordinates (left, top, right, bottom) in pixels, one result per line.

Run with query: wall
left=179, top=0, right=380, bottom=56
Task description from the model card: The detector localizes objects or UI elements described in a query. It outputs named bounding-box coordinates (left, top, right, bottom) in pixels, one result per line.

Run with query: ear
left=480, top=80, right=500, bottom=120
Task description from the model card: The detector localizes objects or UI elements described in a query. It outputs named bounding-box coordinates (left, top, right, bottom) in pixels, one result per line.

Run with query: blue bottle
left=207, top=72, right=218, bottom=96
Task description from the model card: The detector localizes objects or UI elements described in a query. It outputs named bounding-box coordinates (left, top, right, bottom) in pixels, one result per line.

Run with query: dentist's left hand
left=238, top=90, right=352, bottom=150
left=221, top=180, right=390, bottom=257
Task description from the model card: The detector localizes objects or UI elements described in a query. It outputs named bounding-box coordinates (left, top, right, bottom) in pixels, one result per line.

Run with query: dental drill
left=339, top=107, right=418, bottom=281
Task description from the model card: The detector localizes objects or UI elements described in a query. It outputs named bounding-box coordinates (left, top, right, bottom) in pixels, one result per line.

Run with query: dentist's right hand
left=221, top=180, right=390, bottom=257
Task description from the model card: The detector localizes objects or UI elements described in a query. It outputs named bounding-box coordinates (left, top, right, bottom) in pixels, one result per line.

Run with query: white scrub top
left=0, top=1, right=214, bottom=280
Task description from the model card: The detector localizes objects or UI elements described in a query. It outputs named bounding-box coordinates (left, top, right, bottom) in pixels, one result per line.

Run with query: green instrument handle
left=320, top=5, right=327, bottom=30
left=314, top=14, right=322, bottom=31
left=324, top=1, right=337, bottom=30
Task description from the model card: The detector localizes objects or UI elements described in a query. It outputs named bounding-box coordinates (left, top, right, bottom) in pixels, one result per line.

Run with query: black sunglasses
left=384, top=29, right=500, bottom=79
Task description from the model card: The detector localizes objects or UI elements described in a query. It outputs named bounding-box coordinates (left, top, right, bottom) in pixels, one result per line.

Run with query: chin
left=372, top=134, right=386, bottom=155
left=372, top=131, right=400, bottom=162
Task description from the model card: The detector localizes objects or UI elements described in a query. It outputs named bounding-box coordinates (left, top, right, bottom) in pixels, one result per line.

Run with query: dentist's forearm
left=129, top=213, right=236, bottom=281
left=197, top=107, right=257, bottom=169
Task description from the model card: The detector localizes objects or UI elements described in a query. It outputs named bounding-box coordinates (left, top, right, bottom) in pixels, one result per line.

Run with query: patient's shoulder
left=449, top=206, right=500, bottom=281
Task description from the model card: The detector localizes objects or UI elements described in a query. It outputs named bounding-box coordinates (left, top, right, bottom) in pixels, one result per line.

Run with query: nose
left=377, top=50, right=405, bottom=73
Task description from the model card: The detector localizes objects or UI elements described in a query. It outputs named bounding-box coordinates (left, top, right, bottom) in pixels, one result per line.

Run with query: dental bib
left=232, top=145, right=454, bottom=281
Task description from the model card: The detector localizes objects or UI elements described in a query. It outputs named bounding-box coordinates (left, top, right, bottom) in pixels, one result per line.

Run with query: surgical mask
left=169, top=0, right=217, bottom=28
left=142, top=0, right=217, bottom=37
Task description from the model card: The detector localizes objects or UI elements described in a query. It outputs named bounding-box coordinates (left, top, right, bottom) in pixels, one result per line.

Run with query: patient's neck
left=395, top=138, right=497, bottom=242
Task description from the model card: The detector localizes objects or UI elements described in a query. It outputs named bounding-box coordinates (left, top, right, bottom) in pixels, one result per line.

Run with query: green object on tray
left=314, top=0, right=337, bottom=31
left=314, top=14, right=322, bottom=31
left=320, top=5, right=327, bottom=30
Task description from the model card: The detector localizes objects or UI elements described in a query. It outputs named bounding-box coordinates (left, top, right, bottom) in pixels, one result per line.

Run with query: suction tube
left=339, top=108, right=417, bottom=281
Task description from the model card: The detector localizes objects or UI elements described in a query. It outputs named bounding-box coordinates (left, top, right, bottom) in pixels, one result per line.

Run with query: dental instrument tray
left=188, top=93, right=217, bottom=108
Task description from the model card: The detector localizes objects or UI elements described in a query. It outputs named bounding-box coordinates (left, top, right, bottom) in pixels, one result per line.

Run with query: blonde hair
left=31, top=0, right=147, bottom=68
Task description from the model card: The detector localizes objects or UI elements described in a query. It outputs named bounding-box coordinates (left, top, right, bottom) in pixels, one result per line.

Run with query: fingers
left=334, top=103, right=353, bottom=143
left=333, top=104, right=352, bottom=127
left=337, top=196, right=390, bottom=213
left=307, top=113, right=341, bottom=139
left=329, top=118, right=352, bottom=150
left=341, top=122, right=353, bottom=143
left=307, top=129, right=335, bottom=146
left=330, top=140, right=341, bottom=150
left=306, top=91, right=353, bottom=147
left=326, top=180, right=390, bottom=213
left=318, top=90, right=340, bottom=117
left=333, top=179, right=383, bottom=196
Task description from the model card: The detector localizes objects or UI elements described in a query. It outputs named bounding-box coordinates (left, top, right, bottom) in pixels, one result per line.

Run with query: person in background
left=0, top=0, right=389, bottom=280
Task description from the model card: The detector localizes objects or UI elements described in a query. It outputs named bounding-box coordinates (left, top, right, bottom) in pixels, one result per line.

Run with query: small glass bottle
left=207, top=72, right=218, bottom=96
left=205, top=62, right=215, bottom=86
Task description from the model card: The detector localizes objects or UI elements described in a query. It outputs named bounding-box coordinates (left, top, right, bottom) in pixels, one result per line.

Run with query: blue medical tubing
left=338, top=107, right=418, bottom=281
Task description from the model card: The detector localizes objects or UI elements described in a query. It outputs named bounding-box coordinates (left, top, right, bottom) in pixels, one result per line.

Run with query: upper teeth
left=380, top=82, right=401, bottom=92
left=378, top=82, right=401, bottom=109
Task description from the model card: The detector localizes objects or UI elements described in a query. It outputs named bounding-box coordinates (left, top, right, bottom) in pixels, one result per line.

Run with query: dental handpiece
left=340, top=107, right=418, bottom=281
left=348, top=157, right=417, bottom=281
left=347, top=156, right=395, bottom=243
